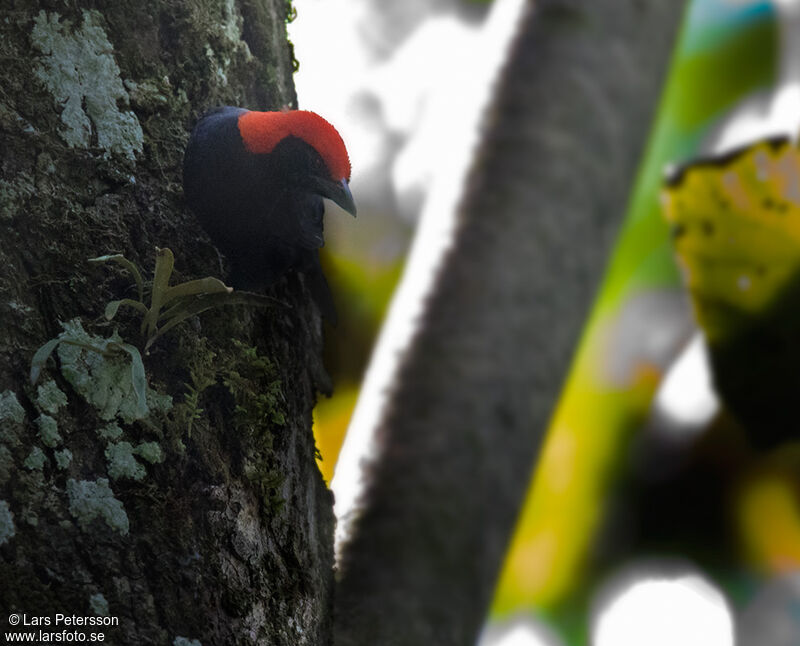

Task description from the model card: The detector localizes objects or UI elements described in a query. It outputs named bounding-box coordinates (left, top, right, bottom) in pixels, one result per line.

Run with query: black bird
left=183, top=106, right=356, bottom=322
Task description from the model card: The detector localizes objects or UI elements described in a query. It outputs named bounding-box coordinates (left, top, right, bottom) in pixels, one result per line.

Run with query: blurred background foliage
left=494, top=0, right=777, bottom=619
left=291, top=0, right=800, bottom=643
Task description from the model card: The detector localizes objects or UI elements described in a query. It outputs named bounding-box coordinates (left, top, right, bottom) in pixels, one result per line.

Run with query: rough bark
left=334, top=1, right=686, bottom=644
left=0, top=2, right=334, bottom=645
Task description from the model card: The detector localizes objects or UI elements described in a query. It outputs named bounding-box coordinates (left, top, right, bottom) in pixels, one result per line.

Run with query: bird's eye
left=311, top=154, right=326, bottom=175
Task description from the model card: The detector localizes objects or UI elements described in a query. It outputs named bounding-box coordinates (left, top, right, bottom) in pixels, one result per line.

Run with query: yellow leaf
left=662, top=139, right=800, bottom=343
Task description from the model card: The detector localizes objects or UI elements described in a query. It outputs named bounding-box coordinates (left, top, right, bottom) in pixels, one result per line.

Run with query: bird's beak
left=311, top=176, right=357, bottom=217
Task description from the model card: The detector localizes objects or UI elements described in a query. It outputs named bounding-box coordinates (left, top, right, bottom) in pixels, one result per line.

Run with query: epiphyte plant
left=30, top=247, right=275, bottom=400
left=90, top=247, right=274, bottom=352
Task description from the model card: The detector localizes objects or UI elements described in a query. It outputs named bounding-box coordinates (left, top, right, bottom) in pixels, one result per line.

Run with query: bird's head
left=237, top=109, right=356, bottom=216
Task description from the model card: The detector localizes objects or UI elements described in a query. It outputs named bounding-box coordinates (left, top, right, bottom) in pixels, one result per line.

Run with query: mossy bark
left=0, top=2, right=334, bottom=644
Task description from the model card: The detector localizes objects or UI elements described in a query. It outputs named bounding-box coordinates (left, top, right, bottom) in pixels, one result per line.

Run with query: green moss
left=285, top=0, right=298, bottom=72
left=105, top=441, right=145, bottom=481
left=0, top=500, right=14, bottom=546
left=171, top=336, right=287, bottom=511
left=54, top=448, right=73, bottom=470
left=285, top=0, right=297, bottom=23
left=36, top=414, right=61, bottom=448
left=222, top=341, right=286, bottom=512
left=0, top=390, right=25, bottom=425
left=89, top=593, right=109, bottom=616
left=223, top=341, right=286, bottom=430
left=23, top=447, right=47, bottom=471
left=36, top=379, right=67, bottom=415
left=124, top=79, right=169, bottom=112
left=31, top=10, right=144, bottom=160
left=172, top=336, right=218, bottom=435
left=66, top=478, right=129, bottom=535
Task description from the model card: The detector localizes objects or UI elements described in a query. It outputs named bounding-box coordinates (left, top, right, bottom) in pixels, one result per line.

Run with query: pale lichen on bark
left=0, top=500, right=15, bottom=546
left=31, top=10, right=144, bottom=159
left=66, top=478, right=130, bottom=535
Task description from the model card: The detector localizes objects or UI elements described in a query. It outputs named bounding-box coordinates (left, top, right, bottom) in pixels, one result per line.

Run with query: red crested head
left=237, top=109, right=352, bottom=182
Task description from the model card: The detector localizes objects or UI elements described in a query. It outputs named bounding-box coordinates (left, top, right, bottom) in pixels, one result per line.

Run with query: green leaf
left=89, top=254, right=145, bottom=302
left=142, top=247, right=175, bottom=338
left=162, top=277, right=232, bottom=307
left=662, top=139, right=800, bottom=344
left=105, top=299, right=148, bottom=320
left=108, top=341, right=148, bottom=418
left=59, top=338, right=112, bottom=356
left=157, top=296, right=195, bottom=323
left=30, top=338, right=61, bottom=384
left=145, top=292, right=278, bottom=351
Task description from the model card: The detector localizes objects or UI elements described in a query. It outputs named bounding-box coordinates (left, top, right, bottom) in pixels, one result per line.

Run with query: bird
left=182, top=106, right=356, bottom=323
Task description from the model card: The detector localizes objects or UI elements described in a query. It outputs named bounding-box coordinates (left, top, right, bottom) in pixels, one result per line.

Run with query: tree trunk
left=0, top=2, right=334, bottom=645
left=334, top=1, right=686, bottom=644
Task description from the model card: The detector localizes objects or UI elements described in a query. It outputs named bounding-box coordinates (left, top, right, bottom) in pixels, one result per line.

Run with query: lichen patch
left=23, top=447, right=47, bottom=471
left=31, top=10, right=144, bottom=160
left=0, top=500, right=16, bottom=546
left=56, top=320, right=148, bottom=423
left=89, top=592, right=109, bottom=616
left=66, top=478, right=129, bottom=535
left=173, top=637, right=202, bottom=646
left=105, top=441, right=146, bottom=481
left=0, top=390, right=25, bottom=426
left=35, top=414, right=61, bottom=448
left=36, top=380, right=68, bottom=415
left=54, top=448, right=73, bottom=470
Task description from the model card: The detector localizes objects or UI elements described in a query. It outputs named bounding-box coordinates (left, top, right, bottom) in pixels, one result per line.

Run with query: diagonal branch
left=334, top=1, right=687, bottom=644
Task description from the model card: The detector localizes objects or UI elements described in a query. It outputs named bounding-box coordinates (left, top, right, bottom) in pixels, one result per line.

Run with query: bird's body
left=183, top=106, right=355, bottom=321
